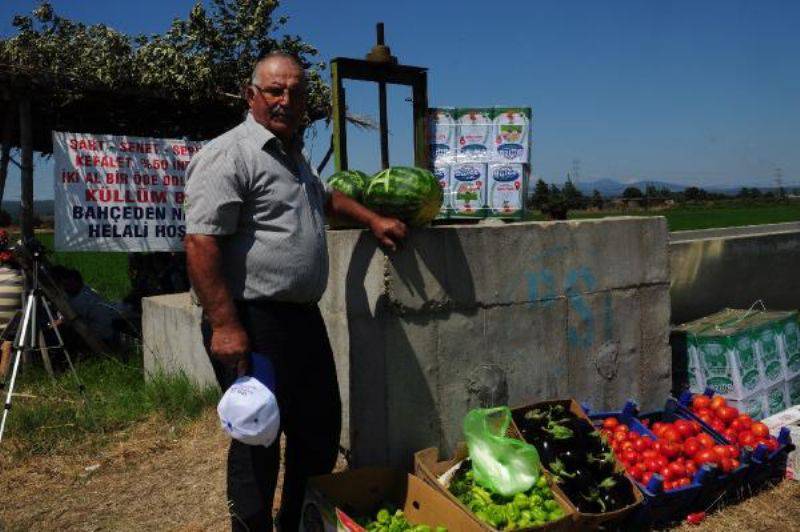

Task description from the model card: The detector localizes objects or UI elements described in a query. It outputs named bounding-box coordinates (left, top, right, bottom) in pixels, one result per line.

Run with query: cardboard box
left=414, top=444, right=576, bottom=531
left=762, top=406, right=800, bottom=481
left=300, top=468, right=482, bottom=532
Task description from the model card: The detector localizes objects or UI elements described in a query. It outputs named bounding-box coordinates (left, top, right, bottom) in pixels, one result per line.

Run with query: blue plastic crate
left=585, top=400, right=717, bottom=527
left=677, top=388, right=795, bottom=495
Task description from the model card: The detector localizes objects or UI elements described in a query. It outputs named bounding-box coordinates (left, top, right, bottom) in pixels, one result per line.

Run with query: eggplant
left=597, top=474, right=636, bottom=509
left=586, top=450, right=616, bottom=477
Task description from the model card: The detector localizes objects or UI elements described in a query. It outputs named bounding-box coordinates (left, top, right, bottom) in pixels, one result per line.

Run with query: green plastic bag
left=463, top=406, right=540, bottom=497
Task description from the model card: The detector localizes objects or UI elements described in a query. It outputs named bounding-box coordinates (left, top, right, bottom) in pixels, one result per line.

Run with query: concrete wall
left=669, top=223, right=800, bottom=325
left=141, top=217, right=673, bottom=469
left=320, top=217, right=672, bottom=469
left=141, top=292, right=218, bottom=389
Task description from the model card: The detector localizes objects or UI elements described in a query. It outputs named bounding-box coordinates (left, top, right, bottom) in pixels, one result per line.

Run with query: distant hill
left=1, top=200, right=55, bottom=221
left=527, top=178, right=795, bottom=198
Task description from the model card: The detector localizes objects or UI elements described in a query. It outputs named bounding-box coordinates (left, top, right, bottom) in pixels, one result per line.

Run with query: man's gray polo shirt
left=185, top=113, right=330, bottom=303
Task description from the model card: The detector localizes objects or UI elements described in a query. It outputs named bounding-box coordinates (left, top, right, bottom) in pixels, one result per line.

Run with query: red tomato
left=613, top=431, right=628, bottom=443
left=642, top=449, right=658, bottom=460
left=736, top=415, right=753, bottom=430
left=717, top=406, right=739, bottom=424
left=686, top=461, right=698, bottom=477
left=697, top=434, right=715, bottom=449
left=661, top=441, right=681, bottom=459
left=695, top=408, right=714, bottom=419
left=723, top=429, right=738, bottom=443
left=679, top=477, right=692, bottom=487
left=655, top=456, right=669, bottom=469
left=634, top=437, right=653, bottom=452
left=683, top=438, right=701, bottom=457
left=652, top=421, right=666, bottom=432
left=692, top=395, right=711, bottom=411
left=653, top=440, right=664, bottom=455
left=738, top=431, right=757, bottom=448
left=642, top=471, right=655, bottom=485
left=751, top=422, right=770, bottom=438
left=731, top=458, right=740, bottom=469
left=686, top=512, right=706, bottom=525
left=710, top=419, right=726, bottom=433
left=668, top=462, right=686, bottom=479
left=719, top=457, right=734, bottom=473
left=663, top=480, right=674, bottom=490
left=641, top=418, right=651, bottom=427
left=603, top=417, right=619, bottom=429
left=710, top=395, right=727, bottom=411
left=725, top=445, right=739, bottom=458
left=621, top=440, right=635, bottom=452
left=623, top=450, right=639, bottom=464
left=698, top=414, right=715, bottom=426
left=614, top=424, right=630, bottom=434
left=653, top=425, right=668, bottom=438
left=763, top=438, right=779, bottom=452
left=729, top=419, right=743, bottom=433
left=663, top=427, right=682, bottom=443
left=630, top=463, right=647, bottom=480
left=674, top=420, right=694, bottom=439
left=660, top=466, right=673, bottom=481
left=644, top=458, right=658, bottom=472
left=694, top=449, right=718, bottom=466
left=690, top=420, right=703, bottom=435
left=713, top=445, right=730, bottom=460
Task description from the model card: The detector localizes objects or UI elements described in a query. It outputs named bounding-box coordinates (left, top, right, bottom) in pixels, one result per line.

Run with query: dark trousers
left=203, top=300, right=342, bottom=532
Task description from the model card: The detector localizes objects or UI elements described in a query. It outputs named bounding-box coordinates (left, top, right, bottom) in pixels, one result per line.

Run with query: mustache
left=268, top=105, right=293, bottom=119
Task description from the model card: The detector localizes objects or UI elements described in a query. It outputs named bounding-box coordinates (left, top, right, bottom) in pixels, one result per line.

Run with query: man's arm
left=326, top=190, right=408, bottom=251
left=185, top=234, right=249, bottom=374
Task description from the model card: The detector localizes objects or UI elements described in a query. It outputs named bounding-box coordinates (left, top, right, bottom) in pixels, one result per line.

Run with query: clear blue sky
left=2, top=0, right=799, bottom=200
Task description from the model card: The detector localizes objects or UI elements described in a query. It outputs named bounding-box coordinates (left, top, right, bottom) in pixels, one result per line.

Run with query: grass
left=523, top=201, right=800, bottom=232
left=2, top=350, right=220, bottom=457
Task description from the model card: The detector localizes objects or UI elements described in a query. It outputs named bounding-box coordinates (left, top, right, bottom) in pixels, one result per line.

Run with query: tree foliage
left=622, top=186, right=643, bottom=199
left=0, top=1, right=330, bottom=124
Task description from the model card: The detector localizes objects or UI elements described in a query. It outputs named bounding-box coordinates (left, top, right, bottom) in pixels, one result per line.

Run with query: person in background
left=49, top=266, right=135, bottom=346
left=0, top=230, right=23, bottom=386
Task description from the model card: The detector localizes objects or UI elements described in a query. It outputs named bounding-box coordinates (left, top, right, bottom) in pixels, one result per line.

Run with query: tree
left=562, top=178, right=586, bottom=210
left=543, top=184, right=568, bottom=220
left=622, top=186, right=643, bottom=199
left=645, top=184, right=660, bottom=199
left=0, top=1, right=331, bottom=127
left=531, top=178, right=550, bottom=210
left=591, top=190, right=604, bottom=210
left=684, top=187, right=708, bottom=202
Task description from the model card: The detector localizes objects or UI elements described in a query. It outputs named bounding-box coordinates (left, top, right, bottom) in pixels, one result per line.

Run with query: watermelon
left=327, top=170, right=370, bottom=201
left=364, top=167, right=443, bottom=226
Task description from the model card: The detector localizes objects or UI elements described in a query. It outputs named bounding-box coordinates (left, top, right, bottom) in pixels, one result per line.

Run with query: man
left=184, top=51, right=406, bottom=531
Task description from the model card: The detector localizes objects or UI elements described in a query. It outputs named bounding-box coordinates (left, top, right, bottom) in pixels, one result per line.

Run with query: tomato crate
left=677, top=388, right=795, bottom=496
left=585, top=400, right=718, bottom=527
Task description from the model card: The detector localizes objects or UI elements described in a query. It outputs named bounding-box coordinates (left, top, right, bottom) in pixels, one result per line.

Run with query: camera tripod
left=0, top=249, right=85, bottom=443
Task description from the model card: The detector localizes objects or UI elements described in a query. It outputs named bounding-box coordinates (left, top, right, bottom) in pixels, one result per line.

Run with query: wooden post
left=412, top=72, right=429, bottom=169
left=0, top=103, right=13, bottom=207
left=18, top=97, right=34, bottom=241
left=331, top=60, right=348, bottom=172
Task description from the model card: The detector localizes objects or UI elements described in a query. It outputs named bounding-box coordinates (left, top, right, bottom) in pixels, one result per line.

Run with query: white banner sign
left=53, top=131, right=204, bottom=252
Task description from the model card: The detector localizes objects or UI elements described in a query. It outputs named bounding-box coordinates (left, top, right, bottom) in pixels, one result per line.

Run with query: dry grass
left=0, top=409, right=796, bottom=531
left=670, top=480, right=800, bottom=532
left=0, top=410, right=230, bottom=531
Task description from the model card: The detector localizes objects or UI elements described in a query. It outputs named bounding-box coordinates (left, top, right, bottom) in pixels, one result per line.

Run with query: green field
left=527, top=202, right=800, bottom=232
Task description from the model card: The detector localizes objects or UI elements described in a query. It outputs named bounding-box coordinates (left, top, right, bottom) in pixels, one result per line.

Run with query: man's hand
left=210, top=323, right=250, bottom=376
left=369, top=216, right=407, bottom=252
left=326, top=190, right=408, bottom=250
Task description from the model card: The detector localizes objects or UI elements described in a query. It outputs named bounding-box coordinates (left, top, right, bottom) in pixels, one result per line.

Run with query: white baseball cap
left=217, top=353, right=280, bottom=447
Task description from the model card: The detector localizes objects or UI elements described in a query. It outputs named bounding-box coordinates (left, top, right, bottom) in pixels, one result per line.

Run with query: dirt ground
left=0, top=410, right=798, bottom=531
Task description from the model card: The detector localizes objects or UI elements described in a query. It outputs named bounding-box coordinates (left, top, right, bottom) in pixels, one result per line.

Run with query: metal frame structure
left=330, top=24, right=429, bottom=172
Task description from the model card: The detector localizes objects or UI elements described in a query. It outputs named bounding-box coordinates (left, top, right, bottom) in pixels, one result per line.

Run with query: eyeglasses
left=251, top=84, right=304, bottom=100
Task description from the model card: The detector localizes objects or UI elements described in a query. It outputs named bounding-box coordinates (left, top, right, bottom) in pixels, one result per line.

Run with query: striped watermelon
left=364, top=167, right=443, bottom=226
left=327, top=170, right=370, bottom=201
